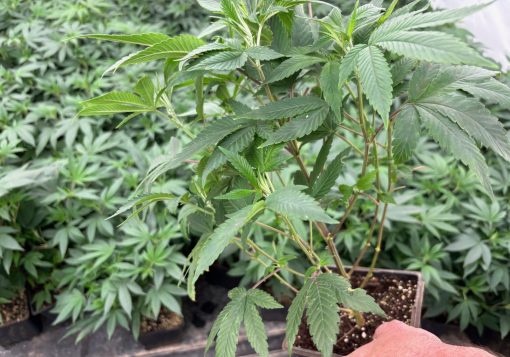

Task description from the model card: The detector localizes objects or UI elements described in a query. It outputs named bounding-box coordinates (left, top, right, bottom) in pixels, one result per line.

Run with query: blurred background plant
left=0, top=0, right=203, bottom=337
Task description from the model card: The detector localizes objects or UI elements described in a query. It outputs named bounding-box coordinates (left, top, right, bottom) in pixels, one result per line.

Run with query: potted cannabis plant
left=79, top=0, right=510, bottom=355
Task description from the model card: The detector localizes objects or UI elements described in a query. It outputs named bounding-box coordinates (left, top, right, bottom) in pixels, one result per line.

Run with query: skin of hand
left=346, top=320, right=495, bottom=357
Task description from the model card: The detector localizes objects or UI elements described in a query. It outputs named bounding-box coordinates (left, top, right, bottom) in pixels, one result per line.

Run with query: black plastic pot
left=30, top=304, right=57, bottom=331
left=0, top=293, right=42, bottom=347
left=26, top=289, right=57, bottom=331
left=139, top=317, right=187, bottom=350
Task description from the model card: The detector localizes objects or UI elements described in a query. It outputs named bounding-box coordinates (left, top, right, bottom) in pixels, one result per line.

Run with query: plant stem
left=156, top=110, right=195, bottom=139
left=331, top=195, right=358, bottom=236
left=332, top=76, right=371, bottom=237
left=334, top=133, right=363, bottom=155
left=325, top=233, right=348, bottom=277
left=339, top=124, right=363, bottom=137
left=255, top=221, right=290, bottom=237
left=283, top=216, right=319, bottom=266
left=289, top=141, right=311, bottom=183
left=361, top=123, right=394, bottom=287
left=348, top=205, right=379, bottom=276
left=235, top=240, right=299, bottom=293
left=349, top=142, right=382, bottom=275
left=252, top=268, right=281, bottom=289
left=237, top=238, right=305, bottom=277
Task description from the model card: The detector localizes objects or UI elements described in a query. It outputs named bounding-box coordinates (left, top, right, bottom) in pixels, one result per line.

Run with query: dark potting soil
left=294, top=272, right=418, bottom=356
left=0, top=292, right=29, bottom=326
left=140, top=307, right=184, bottom=334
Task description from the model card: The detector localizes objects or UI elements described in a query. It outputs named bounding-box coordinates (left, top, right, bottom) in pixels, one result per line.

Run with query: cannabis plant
left=81, top=0, right=510, bottom=355
left=0, top=0, right=200, bottom=331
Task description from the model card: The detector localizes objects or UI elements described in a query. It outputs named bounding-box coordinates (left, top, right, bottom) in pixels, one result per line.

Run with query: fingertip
left=373, top=320, right=408, bottom=339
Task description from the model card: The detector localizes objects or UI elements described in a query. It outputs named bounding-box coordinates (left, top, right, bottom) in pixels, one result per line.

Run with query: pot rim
left=282, top=267, right=425, bottom=357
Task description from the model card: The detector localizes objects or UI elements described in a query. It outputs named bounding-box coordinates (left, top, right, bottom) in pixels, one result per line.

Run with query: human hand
left=346, top=320, right=494, bottom=357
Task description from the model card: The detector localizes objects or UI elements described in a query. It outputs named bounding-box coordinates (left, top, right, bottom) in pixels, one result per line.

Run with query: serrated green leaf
left=357, top=45, right=393, bottom=123
left=107, top=192, right=175, bottom=220
left=215, top=291, right=245, bottom=357
left=310, top=135, right=334, bottom=184
left=203, top=126, right=256, bottom=179
left=244, top=303, right=269, bottom=357
left=105, top=35, right=204, bottom=73
left=306, top=274, right=341, bottom=357
left=146, top=118, right=248, bottom=183
left=286, top=279, right=311, bottom=352
left=207, top=288, right=275, bottom=357
left=317, top=272, right=351, bottom=292
left=266, top=55, right=325, bottom=83
left=245, top=46, right=284, bottom=61
left=460, top=78, right=510, bottom=109
left=376, top=31, right=494, bottom=67
left=320, top=61, right=342, bottom=120
left=81, top=33, right=170, bottom=46
left=188, top=203, right=264, bottom=296
left=408, top=64, right=497, bottom=101
left=180, top=42, right=229, bottom=68
left=219, top=147, right=258, bottom=187
left=190, top=51, right=248, bottom=71
left=240, top=96, right=327, bottom=121
left=370, top=3, right=490, bottom=43
left=339, top=44, right=367, bottom=84
left=247, top=289, right=283, bottom=309
left=206, top=301, right=228, bottom=352
left=261, top=106, right=329, bottom=147
left=311, top=150, right=348, bottom=199
left=416, top=105, right=492, bottom=196
left=337, top=288, right=386, bottom=316
left=393, top=105, right=420, bottom=163
left=134, top=76, right=157, bottom=106
left=266, top=186, right=336, bottom=224
left=419, top=96, right=510, bottom=162
left=79, top=92, right=156, bottom=116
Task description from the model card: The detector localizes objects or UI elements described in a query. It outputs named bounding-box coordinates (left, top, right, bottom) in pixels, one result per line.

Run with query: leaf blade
left=240, top=96, right=327, bottom=121
left=266, top=186, right=336, bottom=223
left=357, top=46, right=393, bottom=122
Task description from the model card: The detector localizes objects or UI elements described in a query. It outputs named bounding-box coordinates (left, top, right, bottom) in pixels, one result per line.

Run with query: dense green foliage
left=79, top=0, right=510, bottom=355
left=0, top=0, right=203, bottom=338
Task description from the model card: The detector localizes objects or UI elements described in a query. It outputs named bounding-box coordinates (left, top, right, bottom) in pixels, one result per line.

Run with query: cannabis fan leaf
left=286, top=273, right=385, bottom=357
left=206, top=288, right=282, bottom=357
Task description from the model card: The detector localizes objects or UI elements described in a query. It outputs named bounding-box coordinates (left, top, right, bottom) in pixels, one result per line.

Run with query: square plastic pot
left=139, top=318, right=187, bottom=350
left=283, top=267, right=425, bottom=357
left=0, top=292, right=42, bottom=347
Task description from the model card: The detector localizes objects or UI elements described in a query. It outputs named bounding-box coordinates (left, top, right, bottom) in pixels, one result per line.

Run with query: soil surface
left=294, top=272, right=418, bottom=356
left=0, top=292, right=29, bottom=326
left=140, top=307, right=184, bottom=334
